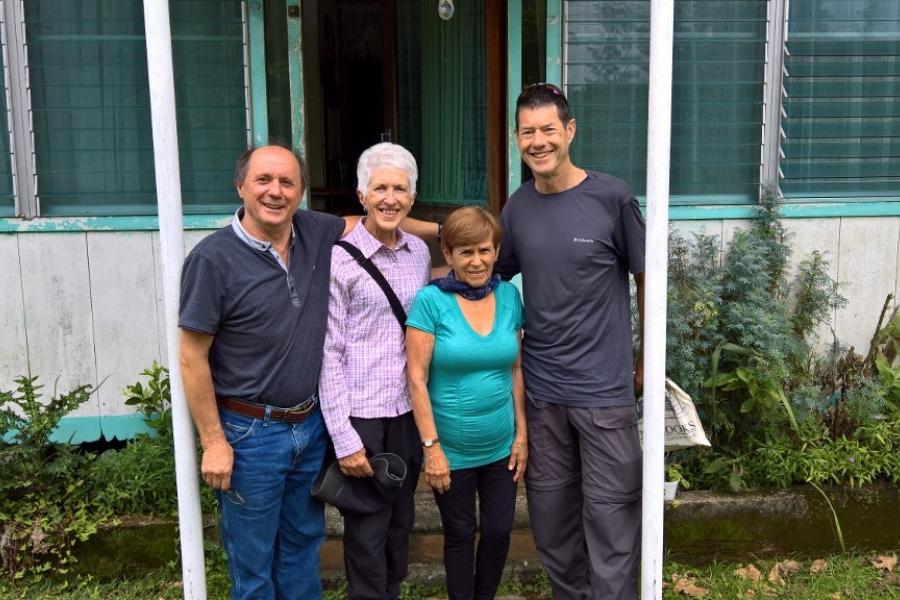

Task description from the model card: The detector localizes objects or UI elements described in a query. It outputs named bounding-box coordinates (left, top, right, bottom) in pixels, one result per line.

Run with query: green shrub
left=86, top=364, right=215, bottom=516
left=663, top=194, right=900, bottom=491
left=0, top=377, right=110, bottom=579
left=89, top=363, right=178, bottom=515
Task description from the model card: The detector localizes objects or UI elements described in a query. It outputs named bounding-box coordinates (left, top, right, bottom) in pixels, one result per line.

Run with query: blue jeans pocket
left=220, top=411, right=258, bottom=447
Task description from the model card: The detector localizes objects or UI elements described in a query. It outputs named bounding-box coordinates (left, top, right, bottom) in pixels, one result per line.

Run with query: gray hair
left=356, top=143, right=418, bottom=197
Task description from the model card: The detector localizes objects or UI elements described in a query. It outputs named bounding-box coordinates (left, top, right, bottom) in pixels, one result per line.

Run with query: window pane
left=781, top=0, right=900, bottom=198
left=26, top=0, right=246, bottom=216
left=565, top=0, right=766, bottom=202
left=172, top=0, right=248, bottom=213
left=26, top=0, right=155, bottom=215
left=0, top=53, right=13, bottom=216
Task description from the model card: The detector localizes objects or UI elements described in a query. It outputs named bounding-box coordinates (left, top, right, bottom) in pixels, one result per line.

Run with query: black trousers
left=433, top=456, right=518, bottom=600
left=342, top=412, right=422, bottom=600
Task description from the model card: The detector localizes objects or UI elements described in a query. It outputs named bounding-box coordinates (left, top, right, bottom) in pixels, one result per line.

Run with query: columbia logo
left=573, top=237, right=594, bottom=244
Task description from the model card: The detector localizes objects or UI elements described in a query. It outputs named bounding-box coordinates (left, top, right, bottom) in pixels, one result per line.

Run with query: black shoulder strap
left=335, top=241, right=407, bottom=331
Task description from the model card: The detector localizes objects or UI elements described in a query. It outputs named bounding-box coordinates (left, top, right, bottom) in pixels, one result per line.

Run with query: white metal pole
left=142, top=2, right=208, bottom=598
left=641, top=1, right=674, bottom=599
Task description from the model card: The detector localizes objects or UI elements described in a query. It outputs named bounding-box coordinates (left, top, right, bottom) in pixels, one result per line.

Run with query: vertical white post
left=641, top=1, right=674, bottom=599
left=142, top=2, right=208, bottom=598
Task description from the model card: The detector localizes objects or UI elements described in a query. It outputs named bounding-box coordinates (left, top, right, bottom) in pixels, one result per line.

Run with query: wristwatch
left=421, top=437, right=440, bottom=448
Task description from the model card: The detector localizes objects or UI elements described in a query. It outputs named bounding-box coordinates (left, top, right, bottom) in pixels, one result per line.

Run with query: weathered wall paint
left=0, top=217, right=894, bottom=441
left=0, top=234, right=28, bottom=394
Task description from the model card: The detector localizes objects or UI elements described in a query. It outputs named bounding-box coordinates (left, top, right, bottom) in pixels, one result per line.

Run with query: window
left=171, top=1, right=249, bottom=213
left=0, top=77, right=13, bottom=217
left=21, top=0, right=247, bottom=217
left=565, top=0, right=768, bottom=203
left=0, top=10, right=14, bottom=217
left=781, top=0, right=900, bottom=199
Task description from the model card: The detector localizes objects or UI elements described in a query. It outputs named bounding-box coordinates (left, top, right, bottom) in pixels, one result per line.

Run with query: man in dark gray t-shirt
left=496, top=84, right=645, bottom=600
left=179, top=145, right=348, bottom=599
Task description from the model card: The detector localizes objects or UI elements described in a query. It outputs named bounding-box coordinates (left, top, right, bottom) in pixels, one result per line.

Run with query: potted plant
left=664, top=462, right=690, bottom=501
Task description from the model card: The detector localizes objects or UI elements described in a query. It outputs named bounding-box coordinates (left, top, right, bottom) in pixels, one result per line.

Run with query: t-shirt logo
left=573, top=237, right=595, bottom=244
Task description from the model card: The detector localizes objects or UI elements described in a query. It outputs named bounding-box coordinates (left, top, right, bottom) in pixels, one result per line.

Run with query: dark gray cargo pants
left=525, top=395, right=642, bottom=600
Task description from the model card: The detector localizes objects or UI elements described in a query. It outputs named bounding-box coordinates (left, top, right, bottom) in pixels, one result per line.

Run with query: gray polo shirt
left=496, top=170, right=645, bottom=407
left=179, top=209, right=345, bottom=408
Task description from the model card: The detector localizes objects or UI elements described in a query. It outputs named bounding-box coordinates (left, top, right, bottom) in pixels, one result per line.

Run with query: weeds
left=0, top=377, right=110, bottom=580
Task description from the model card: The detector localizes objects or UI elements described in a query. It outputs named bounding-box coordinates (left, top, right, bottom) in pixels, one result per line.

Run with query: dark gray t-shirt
left=496, top=170, right=645, bottom=407
left=179, top=210, right=344, bottom=408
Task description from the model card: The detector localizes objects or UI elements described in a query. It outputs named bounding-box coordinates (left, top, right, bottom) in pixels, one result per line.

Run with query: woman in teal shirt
left=406, top=206, right=527, bottom=600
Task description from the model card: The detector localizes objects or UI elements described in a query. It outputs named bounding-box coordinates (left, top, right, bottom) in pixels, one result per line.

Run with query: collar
left=231, top=207, right=296, bottom=252
left=346, top=217, right=411, bottom=259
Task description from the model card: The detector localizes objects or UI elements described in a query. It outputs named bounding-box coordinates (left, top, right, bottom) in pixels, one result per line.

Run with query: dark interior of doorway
left=266, top=0, right=527, bottom=219
left=303, top=0, right=394, bottom=215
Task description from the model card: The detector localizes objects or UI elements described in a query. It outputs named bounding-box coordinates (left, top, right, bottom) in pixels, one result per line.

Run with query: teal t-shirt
left=406, top=281, right=524, bottom=470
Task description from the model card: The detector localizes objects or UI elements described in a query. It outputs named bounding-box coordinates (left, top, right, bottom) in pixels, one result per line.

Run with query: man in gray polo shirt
left=179, top=145, right=438, bottom=600
left=496, top=84, right=645, bottom=600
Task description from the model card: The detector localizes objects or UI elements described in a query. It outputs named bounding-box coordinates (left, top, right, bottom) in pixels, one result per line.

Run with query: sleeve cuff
left=330, top=424, right=364, bottom=459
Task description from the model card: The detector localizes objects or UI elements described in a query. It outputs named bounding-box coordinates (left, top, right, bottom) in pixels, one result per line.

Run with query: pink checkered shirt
left=319, top=220, right=431, bottom=458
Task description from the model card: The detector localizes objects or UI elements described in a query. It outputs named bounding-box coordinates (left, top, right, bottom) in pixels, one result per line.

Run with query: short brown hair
left=441, top=206, right=502, bottom=254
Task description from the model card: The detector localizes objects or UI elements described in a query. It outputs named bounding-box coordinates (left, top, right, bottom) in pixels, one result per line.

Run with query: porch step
left=320, top=482, right=536, bottom=573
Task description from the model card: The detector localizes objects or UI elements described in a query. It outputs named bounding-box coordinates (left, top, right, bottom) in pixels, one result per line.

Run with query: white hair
left=356, top=142, right=418, bottom=197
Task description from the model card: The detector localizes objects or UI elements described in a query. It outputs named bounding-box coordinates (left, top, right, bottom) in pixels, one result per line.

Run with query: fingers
left=509, top=453, right=528, bottom=482
left=509, top=440, right=528, bottom=482
left=339, top=450, right=374, bottom=477
left=513, top=457, right=527, bottom=482
left=201, top=443, right=234, bottom=490
left=427, top=472, right=451, bottom=494
left=424, top=446, right=451, bottom=492
left=345, top=463, right=374, bottom=477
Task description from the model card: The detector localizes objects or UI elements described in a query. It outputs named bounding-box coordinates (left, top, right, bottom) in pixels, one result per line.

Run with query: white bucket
left=663, top=480, right=679, bottom=501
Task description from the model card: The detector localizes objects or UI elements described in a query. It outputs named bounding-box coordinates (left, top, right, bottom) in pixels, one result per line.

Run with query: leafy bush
left=86, top=363, right=177, bottom=516
left=86, top=363, right=214, bottom=516
left=88, top=361, right=215, bottom=516
left=664, top=194, right=898, bottom=491
left=0, top=377, right=111, bottom=579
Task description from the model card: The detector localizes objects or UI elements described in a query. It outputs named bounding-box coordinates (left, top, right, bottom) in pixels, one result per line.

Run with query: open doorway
left=298, top=0, right=507, bottom=217
left=301, top=0, right=394, bottom=214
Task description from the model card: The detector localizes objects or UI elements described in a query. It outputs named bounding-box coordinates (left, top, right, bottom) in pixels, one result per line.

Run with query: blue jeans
left=218, top=406, right=328, bottom=600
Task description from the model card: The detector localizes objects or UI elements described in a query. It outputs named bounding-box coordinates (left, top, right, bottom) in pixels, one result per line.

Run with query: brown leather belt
left=216, top=394, right=318, bottom=423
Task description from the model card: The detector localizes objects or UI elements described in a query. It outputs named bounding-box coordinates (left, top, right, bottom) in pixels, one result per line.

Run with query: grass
left=0, top=551, right=895, bottom=599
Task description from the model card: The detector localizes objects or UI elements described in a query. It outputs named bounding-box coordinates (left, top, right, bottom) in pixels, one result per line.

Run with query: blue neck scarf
left=429, top=270, right=501, bottom=301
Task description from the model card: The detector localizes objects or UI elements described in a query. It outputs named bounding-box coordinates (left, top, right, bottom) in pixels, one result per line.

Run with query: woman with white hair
left=319, top=142, right=431, bottom=600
